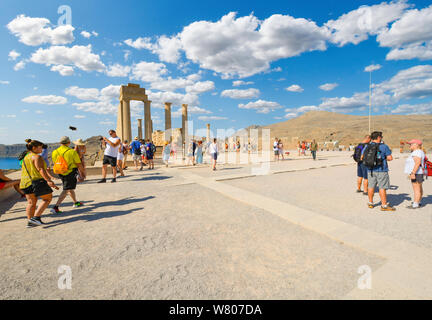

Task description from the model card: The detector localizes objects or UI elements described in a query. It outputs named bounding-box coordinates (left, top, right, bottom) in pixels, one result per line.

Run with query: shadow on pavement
left=387, top=193, right=411, bottom=207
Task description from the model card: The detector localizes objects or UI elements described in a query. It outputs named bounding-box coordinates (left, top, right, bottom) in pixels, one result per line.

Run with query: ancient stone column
left=206, top=123, right=211, bottom=143
left=182, top=104, right=188, bottom=145
left=144, top=100, right=152, bottom=141
left=164, top=102, right=172, bottom=142
left=137, top=119, right=143, bottom=140
left=123, top=99, right=132, bottom=143
left=116, top=101, right=123, bottom=141
left=150, top=120, right=153, bottom=139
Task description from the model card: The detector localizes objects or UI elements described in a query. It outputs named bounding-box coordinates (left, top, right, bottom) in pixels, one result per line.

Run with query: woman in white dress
left=162, top=141, right=171, bottom=167
left=404, top=139, right=426, bottom=209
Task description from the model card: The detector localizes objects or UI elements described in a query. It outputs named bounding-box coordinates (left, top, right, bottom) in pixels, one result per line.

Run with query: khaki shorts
left=368, top=171, right=390, bottom=190
left=132, top=154, right=141, bottom=161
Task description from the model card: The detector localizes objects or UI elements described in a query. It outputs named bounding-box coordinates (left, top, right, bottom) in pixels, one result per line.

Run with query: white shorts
left=117, top=153, right=124, bottom=161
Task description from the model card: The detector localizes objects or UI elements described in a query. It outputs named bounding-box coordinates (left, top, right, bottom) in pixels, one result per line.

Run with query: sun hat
left=135, top=136, right=139, bottom=140
left=60, top=136, right=71, bottom=144
left=407, top=139, right=423, bottom=145
left=73, top=138, right=86, bottom=146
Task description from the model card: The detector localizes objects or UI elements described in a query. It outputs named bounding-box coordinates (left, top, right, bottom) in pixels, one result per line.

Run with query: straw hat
left=73, top=138, right=86, bottom=146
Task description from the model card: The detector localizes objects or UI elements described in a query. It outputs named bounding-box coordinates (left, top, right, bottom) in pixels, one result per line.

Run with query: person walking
left=278, top=139, right=285, bottom=160
left=73, top=139, right=87, bottom=182
left=122, top=140, right=129, bottom=170
left=209, top=138, right=219, bottom=171
left=354, top=135, right=371, bottom=194
left=40, top=144, right=50, bottom=169
left=273, top=138, right=279, bottom=161
left=162, top=141, right=171, bottom=167
left=404, top=139, right=426, bottom=209
left=20, top=140, right=58, bottom=227
left=117, top=142, right=126, bottom=177
left=98, top=130, right=121, bottom=183
left=51, top=136, right=86, bottom=214
left=310, top=139, right=318, bottom=161
left=0, top=169, right=25, bottom=198
left=129, top=137, right=143, bottom=171
left=363, top=131, right=395, bottom=211
left=145, top=140, right=155, bottom=170
left=196, top=141, right=203, bottom=164
left=192, top=140, right=197, bottom=166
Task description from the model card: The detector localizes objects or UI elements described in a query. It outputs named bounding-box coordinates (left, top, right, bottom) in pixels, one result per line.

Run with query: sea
left=0, top=157, right=20, bottom=170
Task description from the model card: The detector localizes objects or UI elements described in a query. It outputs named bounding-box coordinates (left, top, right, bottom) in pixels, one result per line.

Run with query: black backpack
left=353, top=143, right=366, bottom=163
left=362, top=143, right=383, bottom=170
left=150, top=144, right=156, bottom=155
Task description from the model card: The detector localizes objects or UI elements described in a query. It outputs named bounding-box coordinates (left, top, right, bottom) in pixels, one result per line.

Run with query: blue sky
left=1, top=0, right=432, bottom=144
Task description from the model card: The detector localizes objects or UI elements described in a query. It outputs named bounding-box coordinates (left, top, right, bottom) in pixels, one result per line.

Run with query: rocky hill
left=257, top=111, right=432, bottom=151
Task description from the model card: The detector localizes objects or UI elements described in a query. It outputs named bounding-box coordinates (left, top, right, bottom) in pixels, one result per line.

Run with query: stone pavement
left=0, top=151, right=431, bottom=299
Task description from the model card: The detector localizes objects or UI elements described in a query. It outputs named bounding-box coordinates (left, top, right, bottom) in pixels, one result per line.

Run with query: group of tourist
left=273, top=138, right=286, bottom=161
left=354, top=131, right=428, bottom=212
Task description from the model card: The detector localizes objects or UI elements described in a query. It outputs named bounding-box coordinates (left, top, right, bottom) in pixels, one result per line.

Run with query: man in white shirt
left=404, top=139, right=426, bottom=209
left=209, top=138, right=219, bottom=171
left=98, top=129, right=121, bottom=183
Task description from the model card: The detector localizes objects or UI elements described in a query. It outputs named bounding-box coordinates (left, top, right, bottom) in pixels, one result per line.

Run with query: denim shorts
left=357, top=163, right=368, bottom=179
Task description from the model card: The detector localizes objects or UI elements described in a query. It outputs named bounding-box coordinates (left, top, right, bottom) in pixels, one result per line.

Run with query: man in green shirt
left=51, top=136, right=86, bottom=214
left=310, top=139, right=318, bottom=160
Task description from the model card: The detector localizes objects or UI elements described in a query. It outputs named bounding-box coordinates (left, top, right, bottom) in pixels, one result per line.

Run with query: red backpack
left=425, top=156, right=432, bottom=177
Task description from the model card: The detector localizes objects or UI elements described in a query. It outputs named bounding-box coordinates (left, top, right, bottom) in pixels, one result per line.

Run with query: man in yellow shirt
left=51, top=136, right=86, bottom=214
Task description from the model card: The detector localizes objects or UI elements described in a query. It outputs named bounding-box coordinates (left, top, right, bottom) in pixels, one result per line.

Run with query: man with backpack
left=354, top=135, right=371, bottom=195
left=362, top=131, right=395, bottom=212
left=130, top=137, right=143, bottom=171
left=145, top=140, right=155, bottom=170
left=51, top=136, right=86, bottom=214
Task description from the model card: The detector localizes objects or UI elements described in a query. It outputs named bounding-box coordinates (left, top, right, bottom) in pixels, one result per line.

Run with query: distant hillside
left=261, top=111, right=432, bottom=150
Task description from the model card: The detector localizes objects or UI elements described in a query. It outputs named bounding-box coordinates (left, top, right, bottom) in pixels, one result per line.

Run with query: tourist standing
left=363, top=131, right=395, bottom=211
left=20, top=140, right=58, bottom=227
left=354, top=135, right=371, bottom=194
left=98, top=130, right=121, bottom=183
left=301, top=141, right=307, bottom=156
left=404, top=139, right=426, bottom=209
left=310, top=139, right=319, bottom=161
left=196, top=141, right=203, bottom=164
left=73, top=139, right=87, bottom=182
left=192, top=140, right=197, bottom=165
left=51, top=136, right=86, bottom=214
left=145, top=140, right=155, bottom=170
left=117, top=142, right=126, bottom=177
left=130, top=137, right=143, bottom=171
left=0, top=169, right=25, bottom=198
left=278, top=139, right=284, bottom=160
left=162, top=141, right=171, bottom=167
left=122, top=140, right=129, bottom=170
left=209, top=138, right=219, bottom=171
left=273, top=138, right=279, bottom=161
left=40, top=144, right=50, bottom=169
left=187, top=140, right=194, bottom=166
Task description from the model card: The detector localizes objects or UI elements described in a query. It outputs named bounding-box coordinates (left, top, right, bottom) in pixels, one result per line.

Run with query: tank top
left=20, top=152, right=46, bottom=189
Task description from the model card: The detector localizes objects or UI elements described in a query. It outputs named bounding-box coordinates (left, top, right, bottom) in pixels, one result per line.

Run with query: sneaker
left=139, top=167, right=143, bottom=171
left=50, top=206, right=63, bottom=214
left=406, top=204, right=420, bottom=209
left=73, top=202, right=84, bottom=208
left=27, top=221, right=36, bottom=228
left=368, top=203, right=374, bottom=209
left=381, top=204, right=396, bottom=212
left=111, top=178, right=116, bottom=183
left=29, top=217, right=43, bottom=226
left=363, top=192, right=368, bottom=196
left=356, top=189, right=362, bottom=193
left=97, top=179, right=107, bottom=183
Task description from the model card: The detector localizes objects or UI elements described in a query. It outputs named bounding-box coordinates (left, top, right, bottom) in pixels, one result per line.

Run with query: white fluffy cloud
left=30, top=45, right=106, bottom=72
left=378, top=5, right=432, bottom=61
left=50, top=64, right=74, bottom=76
left=150, top=74, right=200, bottom=92
left=233, top=80, right=254, bottom=87
left=7, top=14, right=75, bottom=46
left=65, top=86, right=100, bottom=100
left=22, top=95, right=68, bottom=105
left=319, top=83, right=338, bottom=91
left=74, top=115, right=86, bottom=119
left=8, top=50, right=21, bottom=61
left=13, top=61, right=26, bottom=71
left=0, top=81, right=10, bottom=85
left=364, top=64, right=382, bottom=72
left=198, top=116, right=228, bottom=121
left=73, top=101, right=117, bottom=115
left=391, top=102, right=432, bottom=114
left=185, top=81, right=215, bottom=94
left=238, top=99, right=283, bottom=114
left=326, top=1, right=409, bottom=46
left=130, top=61, right=168, bottom=83
left=286, top=85, right=304, bottom=92
left=106, top=64, right=131, bottom=77
left=221, top=88, right=260, bottom=99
